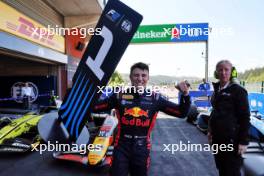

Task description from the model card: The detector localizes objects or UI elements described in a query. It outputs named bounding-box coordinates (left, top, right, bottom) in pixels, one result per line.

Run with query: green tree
left=108, top=71, right=124, bottom=86
left=239, top=66, right=264, bottom=83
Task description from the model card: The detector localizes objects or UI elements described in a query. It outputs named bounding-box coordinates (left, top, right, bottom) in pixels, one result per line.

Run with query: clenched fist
left=175, top=80, right=190, bottom=96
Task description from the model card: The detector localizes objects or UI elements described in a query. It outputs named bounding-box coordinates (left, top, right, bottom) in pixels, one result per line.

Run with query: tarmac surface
left=0, top=113, right=218, bottom=176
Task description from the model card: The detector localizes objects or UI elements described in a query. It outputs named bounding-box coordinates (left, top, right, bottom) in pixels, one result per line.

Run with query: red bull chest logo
left=122, top=107, right=150, bottom=127
left=124, top=107, right=148, bottom=118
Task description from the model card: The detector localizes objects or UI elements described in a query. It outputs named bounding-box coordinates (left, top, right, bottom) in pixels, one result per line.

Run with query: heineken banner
left=131, top=23, right=209, bottom=43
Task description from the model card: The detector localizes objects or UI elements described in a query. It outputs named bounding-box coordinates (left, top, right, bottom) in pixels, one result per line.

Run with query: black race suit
left=93, top=89, right=190, bottom=176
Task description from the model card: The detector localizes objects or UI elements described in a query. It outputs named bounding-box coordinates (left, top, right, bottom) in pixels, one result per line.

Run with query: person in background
left=21, top=82, right=32, bottom=110
left=198, top=78, right=211, bottom=91
left=208, top=60, right=250, bottom=176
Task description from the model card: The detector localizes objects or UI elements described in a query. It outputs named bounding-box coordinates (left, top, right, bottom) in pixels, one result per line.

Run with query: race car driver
left=93, top=62, right=191, bottom=176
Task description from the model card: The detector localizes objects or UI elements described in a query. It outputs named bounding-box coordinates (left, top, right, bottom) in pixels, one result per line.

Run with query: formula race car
left=0, top=106, right=58, bottom=153
left=191, top=106, right=264, bottom=176
left=242, top=111, right=264, bottom=176
left=53, top=111, right=118, bottom=172
left=0, top=111, right=43, bottom=152
left=185, top=104, right=211, bottom=134
left=185, top=90, right=213, bottom=127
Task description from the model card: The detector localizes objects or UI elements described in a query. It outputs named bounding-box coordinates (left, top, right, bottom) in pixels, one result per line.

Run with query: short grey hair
left=216, top=60, right=233, bottom=70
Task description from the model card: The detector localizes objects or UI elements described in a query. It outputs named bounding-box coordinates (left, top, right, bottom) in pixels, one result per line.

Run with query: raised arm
left=92, top=93, right=117, bottom=113
left=157, top=94, right=191, bottom=118
left=157, top=81, right=190, bottom=117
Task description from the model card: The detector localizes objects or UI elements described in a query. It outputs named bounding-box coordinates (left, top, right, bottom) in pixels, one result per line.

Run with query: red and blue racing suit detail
left=93, top=89, right=191, bottom=176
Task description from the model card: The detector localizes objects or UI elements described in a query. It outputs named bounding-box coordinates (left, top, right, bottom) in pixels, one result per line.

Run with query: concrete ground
left=0, top=113, right=218, bottom=176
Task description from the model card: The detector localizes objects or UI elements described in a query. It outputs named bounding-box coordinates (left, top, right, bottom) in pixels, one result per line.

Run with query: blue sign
left=248, top=93, right=264, bottom=115
left=171, top=23, right=209, bottom=42
left=179, top=90, right=213, bottom=108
